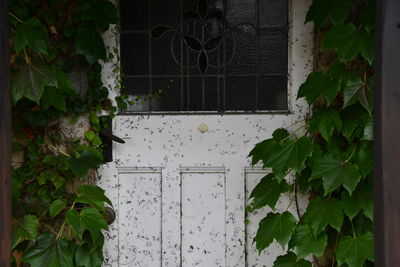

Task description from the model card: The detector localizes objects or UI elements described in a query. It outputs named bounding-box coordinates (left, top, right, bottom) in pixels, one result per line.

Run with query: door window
left=120, top=0, right=288, bottom=112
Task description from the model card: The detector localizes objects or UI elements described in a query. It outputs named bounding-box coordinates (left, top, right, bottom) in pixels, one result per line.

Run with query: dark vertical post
left=0, top=0, right=11, bottom=266
left=374, top=0, right=400, bottom=266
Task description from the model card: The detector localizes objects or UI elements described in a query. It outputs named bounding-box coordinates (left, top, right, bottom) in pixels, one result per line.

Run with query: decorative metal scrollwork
left=151, top=0, right=236, bottom=75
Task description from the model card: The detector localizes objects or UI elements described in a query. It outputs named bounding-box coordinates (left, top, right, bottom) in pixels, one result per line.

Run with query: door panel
left=99, top=0, right=313, bottom=266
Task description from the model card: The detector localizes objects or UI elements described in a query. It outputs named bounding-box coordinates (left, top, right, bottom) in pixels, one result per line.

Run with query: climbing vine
left=249, top=0, right=374, bottom=266
left=8, top=0, right=124, bottom=266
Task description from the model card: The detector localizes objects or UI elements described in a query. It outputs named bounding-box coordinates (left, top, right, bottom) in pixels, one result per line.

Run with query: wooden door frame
left=374, top=0, right=400, bottom=265
left=0, top=0, right=11, bottom=266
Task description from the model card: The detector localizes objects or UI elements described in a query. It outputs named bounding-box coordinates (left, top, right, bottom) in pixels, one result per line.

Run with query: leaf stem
left=284, top=195, right=296, bottom=212
left=344, top=144, right=358, bottom=164
left=8, top=12, right=23, bottom=23
left=47, top=144, right=71, bottom=157
left=56, top=202, right=75, bottom=239
left=350, top=220, right=356, bottom=238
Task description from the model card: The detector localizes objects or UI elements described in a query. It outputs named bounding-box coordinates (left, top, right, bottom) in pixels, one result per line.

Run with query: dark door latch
left=99, top=117, right=125, bottom=162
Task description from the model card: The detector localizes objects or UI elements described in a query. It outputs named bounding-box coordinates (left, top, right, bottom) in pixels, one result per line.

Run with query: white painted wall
left=99, top=1, right=313, bottom=266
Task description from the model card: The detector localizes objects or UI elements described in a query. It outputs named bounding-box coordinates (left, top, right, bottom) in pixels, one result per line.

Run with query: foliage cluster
left=8, top=0, right=122, bottom=266
left=249, top=0, right=375, bottom=266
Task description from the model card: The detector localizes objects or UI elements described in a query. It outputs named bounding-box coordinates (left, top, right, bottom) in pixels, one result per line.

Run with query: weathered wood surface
left=374, top=0, right=400, bottom=266
left=0, top=0, right=11, bottom=266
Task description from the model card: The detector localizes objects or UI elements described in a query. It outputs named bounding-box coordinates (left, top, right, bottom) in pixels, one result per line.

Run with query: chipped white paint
left=99, top=0, right=313, bottom=266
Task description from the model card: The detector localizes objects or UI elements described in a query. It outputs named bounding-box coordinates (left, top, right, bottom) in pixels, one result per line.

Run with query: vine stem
left=331, top=233, right=340, bottom=267
left=56, top=202, right=75, bottom=239
left=294, top=178, right=302, bottom=219
left=47, top=144, right=71, bottom=157
left=8, top=12, right=23, bottom=23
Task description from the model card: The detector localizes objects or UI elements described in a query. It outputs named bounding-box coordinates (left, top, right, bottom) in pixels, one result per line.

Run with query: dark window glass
left=120, top=0, right=288, bottom=112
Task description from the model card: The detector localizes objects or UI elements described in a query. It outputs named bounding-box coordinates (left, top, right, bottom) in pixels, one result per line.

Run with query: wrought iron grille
left=120, top=0, right=288, bottom=112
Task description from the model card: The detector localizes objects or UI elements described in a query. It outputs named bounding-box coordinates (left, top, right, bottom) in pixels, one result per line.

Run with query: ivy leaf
left=75, top=185, right=112, bottom=211
left=336, top=232, right=374, bottom=267
left=341, top=182, right=373, bottom=220
left=341, top=105, right=370, bottom=141
left=272, top=128, right=290, bottom=141
left=80, top=0, right=117, bottom=32
left=68, top=150, right=103, bottom=178
left=11, top=64, right=57, bottom=103
left=14, top=18, right=48, bottom=55
left=250, top=173, right=291, bottom=210
left=311, top=154, right=361, bottom=195
left=324, top=23, right=374, bottom=65
left=23, top=234, right=74, bottom=267
left=249, top=139, right=277, bottom=166
left=66, top=208, right=108, bottom=242
left=273, top=252, right=312, bottom=267
left=308, top=108, right=342, bottom=142
left=267, top=137, right=313, bottom=181
left=289, top=224, right=328, bottom=259
left=254, top=212, right=297, bottom=251
left=343, top=77, right=373, bottom=115
left=12, top=215, right=39, bottom=249
left=301, top=197, right=343, bottom=233
left=297, top=72, right=340, bottom=105
left=357, top=142, right=373, bottom=177
left=305, top=0, right=350, bottom=28
left=75, top=244, right=103, bottom=267
left=75, top=27, right=107, bottom=64
left=49, top=199, right=66, bottom=218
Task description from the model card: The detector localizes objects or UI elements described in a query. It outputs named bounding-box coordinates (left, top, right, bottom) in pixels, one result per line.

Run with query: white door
left=99, top=0, right=313, bottom=266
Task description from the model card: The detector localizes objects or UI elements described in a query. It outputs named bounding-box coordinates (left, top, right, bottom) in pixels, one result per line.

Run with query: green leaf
left=23, top=234, right=74, bottom=267
left=273, top=252, right=312, bottom=267
left=250, top=173, right=291, bottom=210
left=301, top=197, right=343, bottom=233
left=249, top=139, right=277, bottom=166
left=297, top=72, right=341, bottom=105
left=81, top=0, right=117, bottom=32
left=37, top=171, right=65, bottom=189
left=41, top=87, right=67, bottom=111
left=341, top=105, right=370, bottom=141
left=311, top=154, right=361, bottom=195
left=75, top=244, right=103, bottom=267
left=49, top=199, right=66, bottom=218
left=267, top=137, right=313, bottom=180
left=305, top=0, right=350, bottom=28
left=66, top=208, right=108, bottom=244
left=11, top=64, right=57, bottom=103
left=254, top=212, right=297, bottom=251
left=343, top=77, right=373, bottom=115
left=324, top=23, right=374, bottom=65
left=272, top=128, right=290, bottom=141
left=290, top=224, right=327, bottom=259
left=308, top=108, right=342, bottom=142
left=75, top=27, right=107, bottom=64
left=357, top=142, right=373, bottom=177
left=68, top=150, right=103, bottom=178
left=336, top=232, right=374, bottom=267
left=75, top=185, right=112, bottom=211
left=14, top=18, right=48, bottom=54
left=360, top=3, right=375, bottom=33
left=341, top=182, right=373, bottom=220
left=12, top=215, right=39, bottom=249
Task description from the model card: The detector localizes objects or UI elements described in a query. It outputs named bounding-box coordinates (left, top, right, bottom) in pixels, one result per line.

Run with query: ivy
left=249, top=0, right=374, bottom=266
left=8, top=0, right=128, bottom=266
